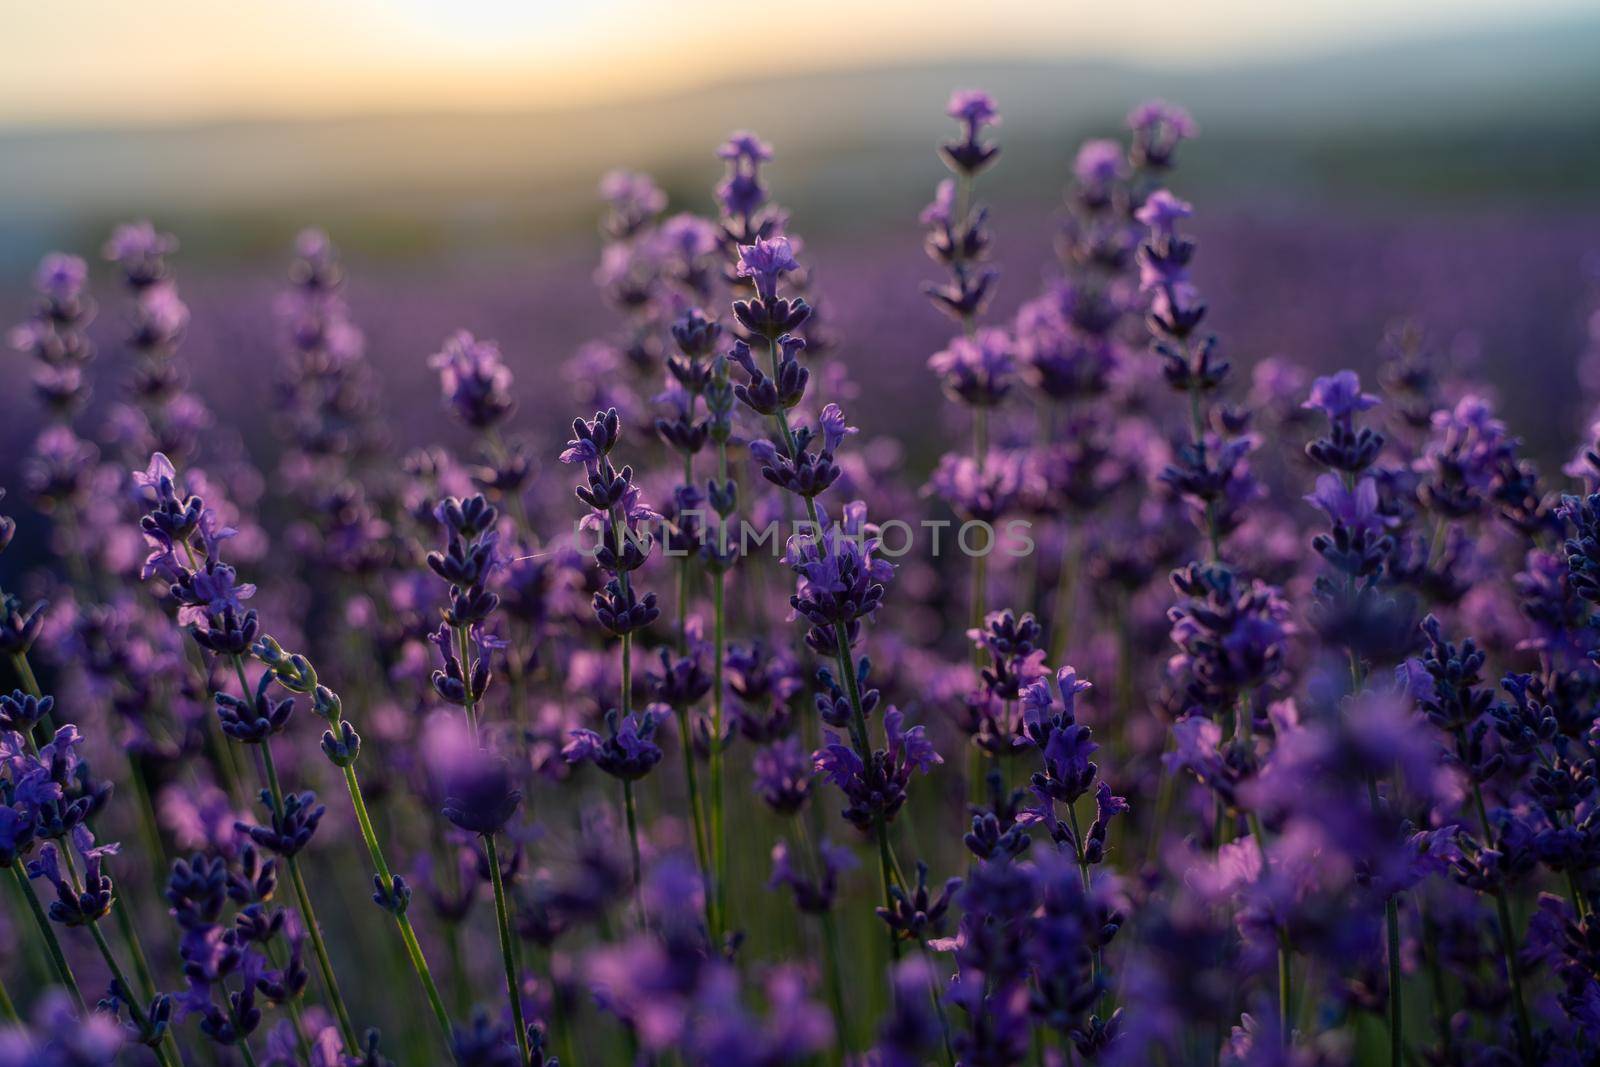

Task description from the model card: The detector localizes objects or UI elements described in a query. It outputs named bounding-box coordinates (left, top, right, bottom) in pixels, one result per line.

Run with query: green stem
left=454, top=625, right=480, bottom=742
left=622, top=779, right=643, bottom=923
left=87, top=921, right=177, bottom=1067
left=10, top=861, right=85, bottom=1012
left=1279, top=929, right=1294, bottom=1052
left=0, top=972, right=16, bottom=1024
left=1385, top=895, right=1401, bottom=1066
left=259, top=738, right=360, bottom=1052
left=9, top=652, right=42, bottom=706
left=485, top=834, right=531, bottom=1065
left=343, top=763, right=455, bottom=1051
left=8, top=651, right=56, bottom=754
left=875, top=816, right=901, bottom=963
left=1064, top=797, right=1104, bottom=1002
left=917, top=940, right=957, bottom=1067
left=710, top=405, right=733, bottom=944
left=1247, top=811, right=1291, bottom=1050
left=110, top=895, right=158, bottom=1002
left=125, top=760, right=172, bottom=892
left=673, top=707, right=716, bottom=939
left=268, top=938, right=316, bottom=1067
left=1457, top=744, right=1534, bottom=1063
left=445, top=921, right=470, bottom=1016
left=710, top=570, right=728, bottom=941
left=794, top=814, right=849, bottom=1053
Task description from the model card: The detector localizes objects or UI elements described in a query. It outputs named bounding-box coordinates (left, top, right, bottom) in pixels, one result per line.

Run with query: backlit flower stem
left=622, top=778, right=642, bottom=921
left=709, top=568, right=728, bottom=939
left=832, top=622, right=902, bottom=957
left=669, top=442, right=716, bottom=934
left=791, top=814, right=848, bottom=1052
left=484, top=832, right=531, bottom=1065
left=341, top=760, right=455, bottom=1051
left=9, top=862, right=85, bottom=1013
left=264, top=936, right=316, bottom=1066
left=707, top=398, right=734, bottom=942
left=1457, top=759, right=1533, bottom=1062
left=86, top=919, right=178, bottom=1067
left=760, top=326, right=902, bottom=956
left=252, top=715, right=360, bottom=1052
left=1247, top=810, right=1291, bottom=1052
left=12, top=650, right=161, bottom=1008
left=1182, top=346, right=1223, bottom=564
left=1064, top=796, right=1102, bottom=997
left=454, top=624, right=480, bottom=742
left=607, top=504, right=646, bottom=920
left=673, top=707, right=715, bottom=937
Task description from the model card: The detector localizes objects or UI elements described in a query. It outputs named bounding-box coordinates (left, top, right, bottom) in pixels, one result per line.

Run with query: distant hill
left=0, top=12, right=1596, bottom=265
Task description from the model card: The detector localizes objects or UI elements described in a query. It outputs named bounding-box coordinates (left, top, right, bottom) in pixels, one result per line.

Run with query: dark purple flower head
left=919, top=179, right=957, bottom=228
left=947, top=90, right=999, bottom=129
left=450, top=1007, right=525, bottom=1067
left=785, top=502, right=894, bottom=642
left=3, top=991, right=127, bottom=1061
left=716, top=131, right=774, bottom=220
left=0, top=491, right=13, bottom=556
left=1127, top=100, right=1197, bottom=169
left=166, top=853, right=229, bottom=930
left=0, top=690, right=52, bottom=735
left=104, top=220, right=177, bottom=288
left=926, top=449, right=1032, bottom=524
left=214, top=675, right=294, bottom=745
left=1303, top=474, right=1392, bottom=538
left=941, top=90, right=1002, bottom=174
left=0, top=593, right=46, bottom=658
left=1167, top=564, right=1292, bottom=713
left=718, top=131, right=773, bottom=165
left=928, top=327, right=1013, bottom=407
left=1074, top=139, right=1127, bottom=189
left=872, top=957, right=944, bottom=1067
left=236, top=789, right=324, bottom=859
left=768, top=836, right=854, bottom=913
left=599, top=169, right=666, bottom=240
left=563, top=707, right=664, bottom=781
left=1019, top=665, right=1093, bottom=737
left=1417, top=394, right=1514, bottom=516
left=34, top=252, right=89, bottom=307
left=561, top=407, right=622, bottom=468
left=0, top=802, right=36, bottom=867
left=736, top=237, right=800, bottom=304
left=28, top=824, right=118, bottom=926
left=969, top=610, right=1049, bottom=702
left=1302, top=370, right=1379, bottom=425
left=815, top=707, right=940, bottom=832
left=753, top=736, right=813, bottom=815
left=428, top=330, right=514, bottom=430
left=1134, top=189, right=1193, bottom=238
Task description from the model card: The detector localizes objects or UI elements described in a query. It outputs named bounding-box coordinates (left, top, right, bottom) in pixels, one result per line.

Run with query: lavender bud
left=373, top=873, right=411, bottom=915
left=320, top=720, right=361, bottom=767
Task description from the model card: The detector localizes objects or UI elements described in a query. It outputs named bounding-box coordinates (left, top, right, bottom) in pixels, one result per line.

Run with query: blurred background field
left=4, top=3, right=1600, bottom=473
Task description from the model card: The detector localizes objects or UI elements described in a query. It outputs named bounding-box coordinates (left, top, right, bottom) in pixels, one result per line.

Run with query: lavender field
left=4, top=68, right=1600, bottom=1067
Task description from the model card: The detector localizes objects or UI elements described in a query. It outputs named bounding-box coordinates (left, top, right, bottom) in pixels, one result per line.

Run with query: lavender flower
left=429, top=331, right=515, bottom=431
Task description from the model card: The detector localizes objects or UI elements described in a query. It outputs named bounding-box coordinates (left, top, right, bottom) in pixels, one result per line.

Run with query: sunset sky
left=4, top=0, right=1588, bottom=127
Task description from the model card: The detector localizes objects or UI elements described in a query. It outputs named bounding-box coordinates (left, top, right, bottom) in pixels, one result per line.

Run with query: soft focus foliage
left=1, top=87, right=1600, bottom=1067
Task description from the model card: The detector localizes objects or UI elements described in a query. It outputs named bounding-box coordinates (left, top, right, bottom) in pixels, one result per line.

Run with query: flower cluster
left=4, top=86, right=1600, bottom=1067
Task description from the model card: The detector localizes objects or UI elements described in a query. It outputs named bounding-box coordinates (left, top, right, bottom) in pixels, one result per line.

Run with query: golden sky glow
left=1, top=0, right=1587, bottom=127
